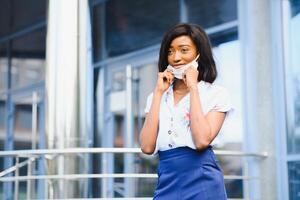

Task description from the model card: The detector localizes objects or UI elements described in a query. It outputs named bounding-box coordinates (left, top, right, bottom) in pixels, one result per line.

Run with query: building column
left=239, top=0, right=277, bottom=199
left=45, top=0, right=93, bottom=198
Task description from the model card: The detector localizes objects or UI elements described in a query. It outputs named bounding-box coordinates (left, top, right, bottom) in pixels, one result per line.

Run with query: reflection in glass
left=13, top=100, right=33, bottom=148
left=93, top=0, right=179, bottom=60
left=213, top=40, right=243, bottom=198
left=9, top=92, right=42, bottom=151
left=112, top=68, right=126, bottom=92
left=186, top=0, right=237, bottom=28
left=108, top=63, right=157, bottom=146
left=0, top=94, right=6, bottom=143
left=0, top=99, right=5, bottom=131
left=288, top=161, right=300, bottom=199
left=10, top=29, right=46, bottom=89
left=92, top=4, right=105, bottom=62
left=0, top=43, right=7, bottom=91
left=95, top=62, right=158, bottom=197
left=212, top=40, right=243, bottom=149
left=0, top=0, right=46, bottom=37
left=11, top=58, right=45, bottom=89
left=287, top=0, right=300, bottom=154
left=0, top=94, right=6, bottom=174
left=209, top=28, right=238, bottom=47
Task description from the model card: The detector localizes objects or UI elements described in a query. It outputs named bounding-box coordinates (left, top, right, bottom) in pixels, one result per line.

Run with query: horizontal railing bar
left=0, top=147, right=268, bottom=158
left=215, top=149, right=267, bottom=158
left=0, top=173, right=259, bottom=182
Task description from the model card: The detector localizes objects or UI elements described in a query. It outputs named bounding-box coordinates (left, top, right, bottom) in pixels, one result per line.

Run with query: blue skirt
left=153, top=146, right=227, bottom=200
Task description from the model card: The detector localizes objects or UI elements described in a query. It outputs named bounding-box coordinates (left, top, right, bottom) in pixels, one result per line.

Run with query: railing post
left=244, top=159, right=250, bottom=200
left=26, top=158, right=32, bottom=200
left=14, top=157, right=19, bottom=200
left=125, top=65, right=135, bottom=197
left=32, top=92, right=38, bottom=150
left=48, top=178, right=54, bottom=199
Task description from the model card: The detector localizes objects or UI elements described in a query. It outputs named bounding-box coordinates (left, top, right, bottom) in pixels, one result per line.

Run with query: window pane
left=106, top=0, right=179, bottom=57
left=0, top=94, right=6, bottom=174
left=288, top=161, right=300, bottom=199
left=212, top=40, right=243, bottom=149
left=134, top=63, right=163, bottom=197
left=210, top=35, right=244, bottom=199
left=0, top=43, right=7, bottom=91
left=92, top=0, right=179, bottom=61
left=106, top=62, right=158, bottom=197
left=13, top=103, right=33, bottom=147
left=0, top=94, right=5, bottom=140
left=0, top=100, right=4, bottom=129
left=291, top=0, right=300, bottom=17
left=11, top=58, right=45, bottom=89
left=92, top=4, right=105, bottom=62
left=213, top=39, right=243, bottom=198
left=0, top=0, right=46, bottom=37
left=12, top=92, right=42, bottom=149
left=11, top=28, right=46, bottom=89
left=186, top=0, right=237, bottom=28
left=286, top=0, right=300, bottom=154
left=209, top=28, right=238, bottom=47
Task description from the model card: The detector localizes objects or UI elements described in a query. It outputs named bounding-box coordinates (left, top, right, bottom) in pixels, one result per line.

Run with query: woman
left=139, top=23, right=232, bottom=200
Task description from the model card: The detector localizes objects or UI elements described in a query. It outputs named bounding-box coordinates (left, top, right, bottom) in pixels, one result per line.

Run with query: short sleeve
left=210, top=87, right=233, bottom=113
left=144, top=93, right=153, bottom=114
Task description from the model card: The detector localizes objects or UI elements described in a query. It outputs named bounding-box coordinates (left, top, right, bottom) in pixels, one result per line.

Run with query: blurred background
left=0, top=0, right=299, bottom=199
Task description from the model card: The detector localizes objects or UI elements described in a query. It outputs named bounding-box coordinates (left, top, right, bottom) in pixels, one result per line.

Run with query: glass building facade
left=0, top=0, right=46, bottom=198
left=0, top=0, right=299, bottom=199
left=286, top=0, right=300, bottom=199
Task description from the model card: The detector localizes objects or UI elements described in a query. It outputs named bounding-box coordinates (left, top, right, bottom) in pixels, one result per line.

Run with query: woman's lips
left=172, top=64, right=186, bottom=69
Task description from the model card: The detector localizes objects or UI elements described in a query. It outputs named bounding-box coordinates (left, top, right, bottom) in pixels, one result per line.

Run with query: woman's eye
left=168, top=50, right=173, bottom=55
left=181, top=49, right=189, bottom=53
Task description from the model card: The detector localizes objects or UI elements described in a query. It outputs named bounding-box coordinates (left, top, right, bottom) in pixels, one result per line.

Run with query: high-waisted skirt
left=153, top=146, right=227, bottom=200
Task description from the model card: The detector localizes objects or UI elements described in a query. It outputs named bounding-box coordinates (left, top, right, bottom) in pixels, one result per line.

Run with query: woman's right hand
left=155, top=69, right=174, bottom=95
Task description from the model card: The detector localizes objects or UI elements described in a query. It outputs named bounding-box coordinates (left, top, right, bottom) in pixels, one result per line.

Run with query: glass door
left=11, top=90, right=45, bottom=150
left=283, top=0, right=300, bottom=199
left=97, top=51, right=158, bottom=197
left=10, top=89, right=45, bottom=199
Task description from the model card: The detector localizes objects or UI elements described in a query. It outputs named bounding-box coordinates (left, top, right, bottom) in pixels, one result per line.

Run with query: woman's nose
left=173, top=51, right=181, bottom=63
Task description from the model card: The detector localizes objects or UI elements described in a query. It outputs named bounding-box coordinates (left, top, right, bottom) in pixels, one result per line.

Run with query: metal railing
left=0, top=148, right=268, bottom=200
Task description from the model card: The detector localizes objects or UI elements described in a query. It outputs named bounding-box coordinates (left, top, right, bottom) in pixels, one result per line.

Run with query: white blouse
left=144, top=80, right=233, bottom=155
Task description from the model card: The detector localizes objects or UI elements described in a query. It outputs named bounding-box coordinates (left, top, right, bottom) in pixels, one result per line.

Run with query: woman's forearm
left=189, top=86, right=212, bottom=150
left=139, top=90, right=162, bottom=154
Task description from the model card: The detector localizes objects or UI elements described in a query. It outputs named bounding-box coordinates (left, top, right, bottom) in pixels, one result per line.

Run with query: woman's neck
left=173, top=79, right=189, bottom=93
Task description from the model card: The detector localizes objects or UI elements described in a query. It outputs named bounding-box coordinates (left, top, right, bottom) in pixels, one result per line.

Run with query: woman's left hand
left=183, top=67, right=199, bottom=90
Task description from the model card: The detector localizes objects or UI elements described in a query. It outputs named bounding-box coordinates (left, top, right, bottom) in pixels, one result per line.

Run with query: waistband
left=158, top=146, right=213, bottom=161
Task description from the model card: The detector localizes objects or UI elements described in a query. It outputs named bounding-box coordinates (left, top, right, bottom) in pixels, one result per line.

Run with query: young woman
left=139, top=23, right=232, bottom=200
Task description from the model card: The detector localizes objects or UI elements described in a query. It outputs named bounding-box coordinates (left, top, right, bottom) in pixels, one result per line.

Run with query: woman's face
left=167, top=35, right=198, bottom=68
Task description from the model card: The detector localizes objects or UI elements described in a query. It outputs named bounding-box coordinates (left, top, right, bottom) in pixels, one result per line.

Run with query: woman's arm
left=189, top=86, right=226, bottom=151
left=139, top=70, right=174, bottom=154
left=139, top=89, right=162, bottom=154
left=183, top=67, right=226, bottom=151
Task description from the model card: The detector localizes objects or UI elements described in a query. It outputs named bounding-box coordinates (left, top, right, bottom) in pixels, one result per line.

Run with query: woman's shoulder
left=199, top=81, right=233, bottom=113
left=198, top=80, right=230, bottom=98
left=198, top=80, right=226, bottom=90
